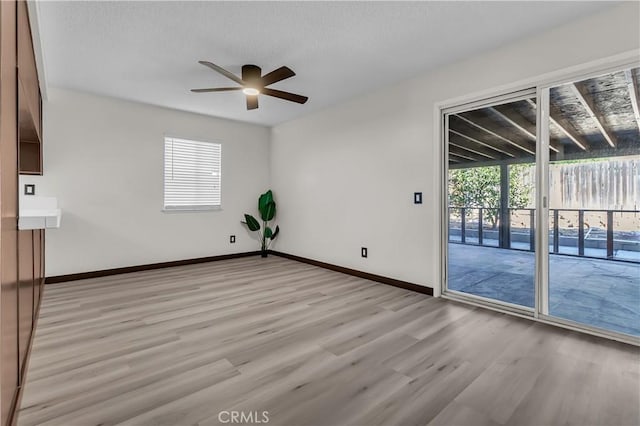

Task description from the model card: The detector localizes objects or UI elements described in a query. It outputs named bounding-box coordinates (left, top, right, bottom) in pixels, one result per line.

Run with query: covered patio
left=446, top=66, right=639, bottom=337
left=448, top=243, right=640, bottom=336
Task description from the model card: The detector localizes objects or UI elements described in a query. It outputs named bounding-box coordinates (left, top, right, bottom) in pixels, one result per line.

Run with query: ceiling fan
left=191, top=61, right=308, bottom=110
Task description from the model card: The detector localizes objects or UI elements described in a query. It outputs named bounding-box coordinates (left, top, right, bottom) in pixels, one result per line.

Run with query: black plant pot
left=261, top=250, right=268, bottom=258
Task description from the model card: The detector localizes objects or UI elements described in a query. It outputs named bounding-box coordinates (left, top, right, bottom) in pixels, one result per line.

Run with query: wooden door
left=0, top=1, right=20, bottom=424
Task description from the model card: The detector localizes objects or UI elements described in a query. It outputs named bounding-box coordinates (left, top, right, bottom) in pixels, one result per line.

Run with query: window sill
left=162, top=206, right=222, bottom=214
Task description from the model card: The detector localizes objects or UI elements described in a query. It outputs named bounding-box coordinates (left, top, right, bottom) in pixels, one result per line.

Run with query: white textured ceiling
left=36, top=1, right=617, bottom=126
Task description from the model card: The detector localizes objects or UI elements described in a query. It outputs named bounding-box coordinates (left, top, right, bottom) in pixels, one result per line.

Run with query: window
left=163, top=137, right=221, bottom=211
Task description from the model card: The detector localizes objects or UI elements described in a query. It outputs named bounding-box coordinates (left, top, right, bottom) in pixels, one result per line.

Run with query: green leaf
left=242, top=214, right=260, bottom=231
left=261, top=201, right=276, bottom=221
left=264, top=226, right=273, bottom=239
left=270, top=225, right=279, bottom=240
left=258, top=190, right=273, bottom=217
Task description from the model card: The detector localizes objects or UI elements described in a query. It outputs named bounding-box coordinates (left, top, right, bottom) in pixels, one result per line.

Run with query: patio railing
left=448, top=207, right=640, bottom=263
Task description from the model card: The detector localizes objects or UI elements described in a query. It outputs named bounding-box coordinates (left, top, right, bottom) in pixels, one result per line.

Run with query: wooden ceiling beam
left=489, top=107, right=535, bottom=139
left=449, top=151, right=476, bottom=163
left=489, top=106, right=560, bottom=153
left=526, top=99, right=589, bottom=151
left=549, top=105, right=590, bottom=151
left=624, top=69, right=640, bottom=132
left=453, top=113, right=535, bottom=155
left=570, top=82, right=617, bottom=148
left=448, top=146, right=486, bottom=162
left=449, top=129, right=518, bottom=158
left=448, top=136, right=497, bottom=160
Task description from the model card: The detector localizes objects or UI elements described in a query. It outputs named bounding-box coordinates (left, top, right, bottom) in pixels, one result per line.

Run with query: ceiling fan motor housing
left=242, top=65, right=262, bottom=88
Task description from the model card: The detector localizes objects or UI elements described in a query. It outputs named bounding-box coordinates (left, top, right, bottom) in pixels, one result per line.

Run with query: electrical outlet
left=24, top=184, right=35, bottom=195
left=414, top=192, right=422, bottom=204
left=361, top=247, right=368, bottom=258
left=230, top=235, right=236, bottom=244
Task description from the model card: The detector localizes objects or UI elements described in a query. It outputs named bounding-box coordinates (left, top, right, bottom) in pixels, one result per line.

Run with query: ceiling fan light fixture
left=193, top=61, right=307, bottom=110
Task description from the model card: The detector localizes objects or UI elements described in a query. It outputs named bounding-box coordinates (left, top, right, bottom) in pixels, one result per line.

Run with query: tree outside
left=448, top=164, right=533, bottom=229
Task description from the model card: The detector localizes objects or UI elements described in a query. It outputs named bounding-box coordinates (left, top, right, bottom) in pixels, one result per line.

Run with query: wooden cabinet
left=17, top=0, right=42, bottom=175
left=18, top=139, right=42, bottom=175
left=18, top=231, right=34, bottom=376
left=33, top=231, right=43, bottom=312
left=1, top=1, right=21, bottom=424
left=0, top=1, right=45, bottom=425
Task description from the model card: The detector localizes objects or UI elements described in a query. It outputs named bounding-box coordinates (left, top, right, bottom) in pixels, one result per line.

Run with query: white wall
left=24, top=88, right=270, bottom=276
left=270, top=3, right=640, bottom=292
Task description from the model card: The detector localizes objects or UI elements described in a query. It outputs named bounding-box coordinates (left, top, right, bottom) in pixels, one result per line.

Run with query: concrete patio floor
left=448, top=243, right=640, bottom=336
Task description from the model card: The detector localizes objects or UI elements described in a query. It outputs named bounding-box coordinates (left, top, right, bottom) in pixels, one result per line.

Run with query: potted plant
left=241, top=190, right=279, bottom=257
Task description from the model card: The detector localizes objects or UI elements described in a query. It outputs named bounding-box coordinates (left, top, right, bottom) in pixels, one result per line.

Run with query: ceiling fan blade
left=191, top=87, right=242, bottom=93
left=261, top=88, right=308, bottom=104
left=260, top=66, right=296, bottom=87
left=246, top=95, right=259, bottom=110
left=198, top=61, right=245, bottom=85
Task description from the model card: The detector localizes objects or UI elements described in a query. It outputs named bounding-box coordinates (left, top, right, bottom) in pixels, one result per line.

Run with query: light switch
left=24, top=184, right=35, bottom=195
left=414, top=192, right=422, bottom=204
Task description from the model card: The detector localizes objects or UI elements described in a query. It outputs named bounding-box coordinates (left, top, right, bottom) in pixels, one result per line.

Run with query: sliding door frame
left=440, top=88, right=538, bottom=317
left=437, top=51, right=640, bottom=345
left=535, top=87, right=550, bottom=318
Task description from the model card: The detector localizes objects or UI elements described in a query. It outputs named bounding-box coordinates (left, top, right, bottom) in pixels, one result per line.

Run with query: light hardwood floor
left=18, top=256, right=640, bottom=426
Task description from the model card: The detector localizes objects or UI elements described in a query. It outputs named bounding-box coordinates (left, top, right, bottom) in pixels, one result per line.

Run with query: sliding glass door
left=541, top=67, right=640, bottom=337
left=443, top=64, right=640, bottom=341
left=444, top=90, right=538, bottom=311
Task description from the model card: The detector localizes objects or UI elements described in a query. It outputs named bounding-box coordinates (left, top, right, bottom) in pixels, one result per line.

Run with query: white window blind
left=163, top=137, right=221, bottom=210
